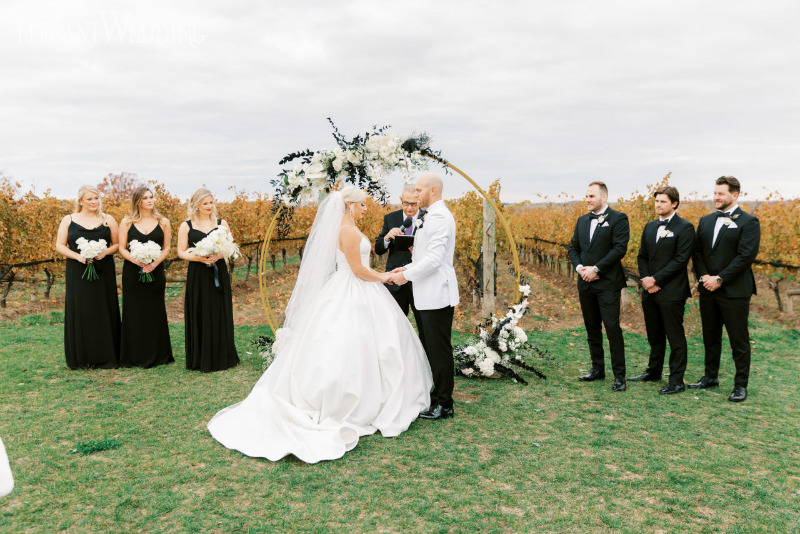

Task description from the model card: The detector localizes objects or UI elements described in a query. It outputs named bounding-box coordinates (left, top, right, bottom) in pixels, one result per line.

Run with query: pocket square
left=601, top=222, right=610, bottom=227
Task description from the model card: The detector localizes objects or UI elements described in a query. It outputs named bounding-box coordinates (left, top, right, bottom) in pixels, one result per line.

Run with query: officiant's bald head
left=415, top=173, right=443, bottom=208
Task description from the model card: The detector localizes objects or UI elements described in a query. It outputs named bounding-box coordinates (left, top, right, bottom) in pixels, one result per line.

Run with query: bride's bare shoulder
left=339, top=225, right=366, bottom=245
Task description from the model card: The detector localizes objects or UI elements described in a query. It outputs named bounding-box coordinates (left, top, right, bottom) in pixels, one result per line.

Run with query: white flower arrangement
left=454, top=284, right=549, bottom=385
left=128, top=239, right=162, bottom=282
left=75, top=237, right=107, bottom=281
left=186, top=228, right=240, bottom=262
left=273, top=121, right=445, bottom=208
left=257, top=328, right=288, bottom=370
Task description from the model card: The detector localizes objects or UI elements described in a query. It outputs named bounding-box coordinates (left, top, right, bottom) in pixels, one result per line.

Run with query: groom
left=387, top=173, right=459, bottom=420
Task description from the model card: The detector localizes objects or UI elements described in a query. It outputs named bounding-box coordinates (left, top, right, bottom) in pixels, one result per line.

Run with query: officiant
left=375, top=183, right=424, bottom=323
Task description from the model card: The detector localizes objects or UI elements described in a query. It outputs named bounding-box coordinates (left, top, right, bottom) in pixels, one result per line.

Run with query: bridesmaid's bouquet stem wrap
left=75, top=237, right=107, bottom=281
left=128, top=240, right=162, bottom=283
left=187, top=228, right=240, bottom=289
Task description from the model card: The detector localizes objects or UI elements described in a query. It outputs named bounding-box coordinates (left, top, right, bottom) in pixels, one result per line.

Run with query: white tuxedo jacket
left=403, top=200, right=460, bottom=310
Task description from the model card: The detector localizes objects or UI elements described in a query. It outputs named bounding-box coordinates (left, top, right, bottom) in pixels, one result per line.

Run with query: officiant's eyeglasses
left=402, top=202, right=418, bottom=207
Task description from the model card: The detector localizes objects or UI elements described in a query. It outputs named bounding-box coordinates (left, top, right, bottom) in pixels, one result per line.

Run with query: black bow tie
left=657, top=220, right=669, bottom=226
left=716, top=211, right=732, bottom=218
left=589, top=212, right=601, bottom=220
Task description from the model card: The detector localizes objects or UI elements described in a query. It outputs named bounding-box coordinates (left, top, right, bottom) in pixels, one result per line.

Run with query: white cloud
left=1, top=0, right=799, bottom=203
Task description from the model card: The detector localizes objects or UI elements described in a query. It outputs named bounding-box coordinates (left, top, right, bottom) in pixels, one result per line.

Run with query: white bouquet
left=75, top=237, right=107, bottom=281
left=128, top=239, right=163, bottom=282
left=187, top=228, right=240, bottom=264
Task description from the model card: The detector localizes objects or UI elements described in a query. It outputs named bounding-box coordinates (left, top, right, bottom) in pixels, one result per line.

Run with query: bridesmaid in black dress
left=177, top=188, right=239, bottom=372
left=55, top=185, right=120, bottom=369
left=118, top=185, right=174, bottom=368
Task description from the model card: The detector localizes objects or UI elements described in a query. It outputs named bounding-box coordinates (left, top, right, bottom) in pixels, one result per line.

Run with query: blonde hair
left=187, top=187, right=218, bottom=222
left=124, top=185, right=166, bottom=225
left=341, top=185, right=366, bottom=205
left=75, top=185, right=106, bottom=224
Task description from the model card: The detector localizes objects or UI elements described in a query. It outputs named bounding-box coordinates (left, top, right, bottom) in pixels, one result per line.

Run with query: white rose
left=462, top=367, right=475, bottom=376
left=519, top=284, right=531, bottom=297
left=478, top=358, right=495, bottom=377
left=485, top=348, right=501, bottom=363
left=514, top=326, right=528, bottom=343
left=498, top=341, right=508, bottom=353
left=464, top=346, right=478, bottom=357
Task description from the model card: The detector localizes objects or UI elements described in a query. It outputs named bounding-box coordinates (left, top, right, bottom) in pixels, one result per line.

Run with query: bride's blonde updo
left=340, top=185, right=366, bottom=206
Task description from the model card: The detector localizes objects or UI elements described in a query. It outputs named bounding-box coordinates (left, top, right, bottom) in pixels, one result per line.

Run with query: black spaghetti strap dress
left=64, top=218, right=120, bottom=369
left=184, top=220, right=239, bottom=372
left=120, top=223, right=174, bottom=368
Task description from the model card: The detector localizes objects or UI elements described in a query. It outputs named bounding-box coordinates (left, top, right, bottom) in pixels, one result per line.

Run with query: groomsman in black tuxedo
left=569, top=181, right=630, bottom=392
left=629, top=186, right=695, bottom=394
left=375, top=183, right=424, bottom=325
left=690, top=176, right=760, bottom=402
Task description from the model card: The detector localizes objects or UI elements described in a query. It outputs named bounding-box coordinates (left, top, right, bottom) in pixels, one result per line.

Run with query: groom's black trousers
left=416, top=305, right=455, bottom=409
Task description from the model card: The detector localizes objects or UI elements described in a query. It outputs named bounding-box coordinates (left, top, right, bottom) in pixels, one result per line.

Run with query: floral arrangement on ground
left=454, top=283, right=551, bottom=385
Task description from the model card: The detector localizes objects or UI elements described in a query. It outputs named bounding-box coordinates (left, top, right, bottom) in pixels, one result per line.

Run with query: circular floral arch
left=258, top=123, right=521, bottom=333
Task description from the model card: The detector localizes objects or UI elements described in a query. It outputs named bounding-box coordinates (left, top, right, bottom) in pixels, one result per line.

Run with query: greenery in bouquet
left=454, top=284, right=550, bottom=385
left=269, top=119, right=447, bottom=235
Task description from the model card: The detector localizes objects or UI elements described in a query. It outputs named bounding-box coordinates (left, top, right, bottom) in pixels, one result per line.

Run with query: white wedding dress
left=0, top=436, right=13, bottom=497
left=208, top=237, right=433, bottom=463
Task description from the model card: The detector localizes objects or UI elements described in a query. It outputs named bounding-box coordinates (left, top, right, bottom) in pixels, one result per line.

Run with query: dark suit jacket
left=636, top=214, right=695, bottom=302
left=693, top=207, right=760, bottom=298
left=375, top=209, right=420, bottom=292
left=568, top=207, right=630, bottom=292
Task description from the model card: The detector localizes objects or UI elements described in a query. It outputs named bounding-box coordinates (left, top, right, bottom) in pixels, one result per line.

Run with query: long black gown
left=120, top=223, right=174, bottom=368
left=64, top=218, right=120, bottom=369
left=184, top=220, right=239, bottom=372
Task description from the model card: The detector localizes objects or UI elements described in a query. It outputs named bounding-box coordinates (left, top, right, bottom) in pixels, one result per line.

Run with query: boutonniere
left=663, top=230, right=674, bottom=238
left=415, top=213, right=426, bottom=230
left=596, top=213, right=608, bottom=225
left=731, top=213, right=740, bottom=220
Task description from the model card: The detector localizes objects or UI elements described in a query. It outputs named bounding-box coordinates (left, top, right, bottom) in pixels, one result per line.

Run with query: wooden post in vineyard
left=482, top=198, right=496, bottom=319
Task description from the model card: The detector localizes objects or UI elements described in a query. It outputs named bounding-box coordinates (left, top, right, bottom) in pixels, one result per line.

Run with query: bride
left=208, top=186, right=433, bottom=463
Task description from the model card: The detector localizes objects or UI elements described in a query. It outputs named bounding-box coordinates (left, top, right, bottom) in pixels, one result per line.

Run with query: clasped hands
left=577, top=266, right=600, bottom=282
left=700, top=275, right=722, bottom=292
left=640, top=276, right=661, bottom=294
left=384, top=266, right=408, bottom=286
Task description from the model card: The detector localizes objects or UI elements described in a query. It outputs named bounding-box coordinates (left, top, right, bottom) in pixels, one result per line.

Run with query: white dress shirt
left=712, top=204, right=738, bottom=246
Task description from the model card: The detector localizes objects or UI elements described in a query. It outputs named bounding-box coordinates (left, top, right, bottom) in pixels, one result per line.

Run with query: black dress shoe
left=419, top=405, right=454, bottom=420
left=612, top=378, right=626, bottom=392
left=628, top=370, right=662, bottom=382
left=578, top=369, right=606, bottom=381
left=688, top=376, right=720, bottom=389
left=728, top=386, right=747, bottom=402
left=659, top=383, right=685, bottom=395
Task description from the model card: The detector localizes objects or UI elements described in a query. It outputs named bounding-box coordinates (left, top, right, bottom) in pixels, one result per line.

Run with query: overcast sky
left=1, top=1, right=798, bottom=203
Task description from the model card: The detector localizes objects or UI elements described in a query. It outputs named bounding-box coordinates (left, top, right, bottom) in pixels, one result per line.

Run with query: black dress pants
left=388, top=282, right=423, bottom=328
left=416, top=305, right=455, bottom=409
left=642, top=296, right=688, bottom=384
left=699, top=293, right=751, bottom=388
left=579, top=288, right=626, bottom=379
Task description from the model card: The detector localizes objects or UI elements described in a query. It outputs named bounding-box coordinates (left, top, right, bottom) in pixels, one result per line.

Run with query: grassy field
left=1, top=312, right=798, bottom=533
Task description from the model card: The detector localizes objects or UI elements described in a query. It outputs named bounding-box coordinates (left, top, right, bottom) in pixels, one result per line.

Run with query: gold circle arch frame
left=258, top=155, right=521, bottom=333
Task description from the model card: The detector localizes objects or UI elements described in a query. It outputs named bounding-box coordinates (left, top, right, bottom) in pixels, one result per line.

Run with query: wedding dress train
left=208, top=237, right=433, bottom=463
left=0, top=437, right=13, bottom=497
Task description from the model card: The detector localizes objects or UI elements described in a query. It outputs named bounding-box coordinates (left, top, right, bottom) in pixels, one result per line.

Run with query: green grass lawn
left=1, top=312, right=798, bottom=533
